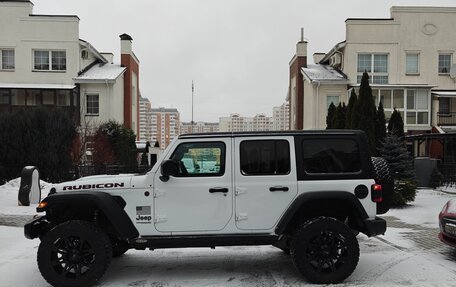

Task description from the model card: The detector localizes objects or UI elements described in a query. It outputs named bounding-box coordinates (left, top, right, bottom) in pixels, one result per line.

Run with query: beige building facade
left=289, top=6, right=456, bottom=133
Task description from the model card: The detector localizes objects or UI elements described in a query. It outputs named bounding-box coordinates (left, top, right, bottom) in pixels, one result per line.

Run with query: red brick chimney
left=289, top=28, right=307, bottom=130
left=120, top=33, right=140, bottom=138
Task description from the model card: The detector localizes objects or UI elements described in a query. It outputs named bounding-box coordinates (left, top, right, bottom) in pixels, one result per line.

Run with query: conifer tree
left=350, top=72, right=376, bottom=153
left=374, top=101, right=387, bottom=155
left=379, top=133, right=416, bottom=206
left=345, top=89, right=357, bottom=128
left=326, top=102, right=336, bottom=129
left=333, top=103, right=346, bottom=129
left=388, top=108, right=405, bottom=139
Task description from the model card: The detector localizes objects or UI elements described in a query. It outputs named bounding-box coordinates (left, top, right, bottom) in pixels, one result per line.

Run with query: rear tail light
left=371, top=184, right=383, bottom=203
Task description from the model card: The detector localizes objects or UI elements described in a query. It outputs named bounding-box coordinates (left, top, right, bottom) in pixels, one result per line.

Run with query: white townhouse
left=0, top=0, right=140, bottom=137
left=289, top=6, right=456, bottom=135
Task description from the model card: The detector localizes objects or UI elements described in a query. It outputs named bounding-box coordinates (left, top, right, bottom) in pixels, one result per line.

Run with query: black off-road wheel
left=291, top=217, right=359, bottom=284
left=371, top=157, right=394, bottom=214
left=37, top=220, right=112, bottom=287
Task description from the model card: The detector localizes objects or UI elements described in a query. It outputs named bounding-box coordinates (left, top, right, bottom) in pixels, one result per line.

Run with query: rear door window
left=302, top=139, right=361, bottom=174
left=240, top=140, right=290, bottom=176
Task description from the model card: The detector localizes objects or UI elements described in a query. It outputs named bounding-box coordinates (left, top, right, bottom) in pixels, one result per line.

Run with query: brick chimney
left=120, top=33, right=140, bottom=138
left=288, top=28, right=307, bottom=130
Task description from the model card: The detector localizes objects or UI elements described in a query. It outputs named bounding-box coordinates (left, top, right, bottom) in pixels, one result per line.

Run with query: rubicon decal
left=63, top=183, right=125, bottom=190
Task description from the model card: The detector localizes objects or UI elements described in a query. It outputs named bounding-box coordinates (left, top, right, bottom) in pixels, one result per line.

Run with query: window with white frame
left=86, top=94, right=99, bottom=115
left=406, top=53, right=419, bottom=75
left=1, top=49, right=15, bottom=70
left=357, top=54, right=388, bottom=84
left=33, top=50, right=66, bottom=71
left=326, top=95, right=340, bottom=109
left=438, top=53, right=452, bottom=74
left=406, top=89, right=429, bottom=125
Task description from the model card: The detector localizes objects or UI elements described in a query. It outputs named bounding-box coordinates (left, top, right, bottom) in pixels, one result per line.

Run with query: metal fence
left=0, top=164, right=152, bottom=184
left=73, top=164, right=152, bottom=178
left=438, top=162, right=456, bottom=186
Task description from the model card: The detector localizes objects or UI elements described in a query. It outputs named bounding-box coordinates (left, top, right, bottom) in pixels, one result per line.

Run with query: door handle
left=209, top=187, right=229, bottom=193
left=269, top=186, right=289, bottom=192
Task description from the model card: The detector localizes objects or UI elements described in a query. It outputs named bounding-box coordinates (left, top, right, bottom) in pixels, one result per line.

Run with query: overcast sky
left=35, top=0, right=456, bottom=122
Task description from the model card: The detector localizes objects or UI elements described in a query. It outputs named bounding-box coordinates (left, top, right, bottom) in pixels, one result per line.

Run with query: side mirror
left=160, top=160, right=179, bottom=182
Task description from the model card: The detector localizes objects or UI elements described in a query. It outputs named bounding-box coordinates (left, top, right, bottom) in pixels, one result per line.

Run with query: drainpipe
left=315, top=81, right=321, bottom=129
left=105, top=80, right=110, bottom=119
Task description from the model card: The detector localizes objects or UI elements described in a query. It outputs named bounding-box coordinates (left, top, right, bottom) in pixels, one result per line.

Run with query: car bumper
left=363, top=217, right=387, bottom=237
left=24, top=215, right=48, bottom=239
left=439, top=232, right=456, bottom=247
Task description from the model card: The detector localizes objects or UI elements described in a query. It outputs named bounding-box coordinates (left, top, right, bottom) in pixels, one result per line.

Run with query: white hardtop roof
left=301, top=64, right=347, bottom=83
left=74, top=63, right=126, bottom=83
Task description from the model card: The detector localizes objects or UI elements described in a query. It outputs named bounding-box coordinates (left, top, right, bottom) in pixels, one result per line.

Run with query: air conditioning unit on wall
left=81, top=50, right=89, bottom=60
left=330, top=54, right=341, bottom=66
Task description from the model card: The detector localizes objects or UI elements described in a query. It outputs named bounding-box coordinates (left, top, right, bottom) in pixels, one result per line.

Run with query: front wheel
left=291, top=217, right=359, bottom=284
left=37, top=220, right=112, bottom=287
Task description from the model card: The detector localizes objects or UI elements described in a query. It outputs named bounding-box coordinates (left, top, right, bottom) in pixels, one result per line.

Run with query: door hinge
left=154, top=215, right=167, bottom=223
left=236, top=213, right=248, bottom=221
left=235, top=187, right=247, bottom=196
left=154, top=190, right=165, bottom=198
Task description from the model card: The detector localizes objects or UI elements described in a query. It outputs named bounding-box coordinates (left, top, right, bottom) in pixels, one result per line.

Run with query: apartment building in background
left=219, top=113, right=272, bottom=132
left=139, top=96, right=153, bottom=142
left=180, top=122, right=219, bottom=134
left=151, top=107, right=180, bottom=149
left=272, top=102, right=290, bottom=131
left=0, top=0, right=141, bottom=138
left=289, top=6, right=456, bottom=134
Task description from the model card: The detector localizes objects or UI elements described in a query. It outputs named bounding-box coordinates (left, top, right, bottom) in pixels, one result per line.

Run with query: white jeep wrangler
left=25, top=130, right=392, bottom=286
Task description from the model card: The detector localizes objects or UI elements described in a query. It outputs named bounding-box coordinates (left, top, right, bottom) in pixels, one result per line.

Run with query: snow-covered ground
left=0, top=178, right=51, bottom=216
left=1, top=181, right=456, bottom=286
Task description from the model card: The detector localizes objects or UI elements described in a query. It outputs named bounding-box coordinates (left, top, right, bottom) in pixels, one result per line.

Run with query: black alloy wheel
left=38, top=220, right=112, bottom=287
left=305, top=230, right=348, bottom=273
left=291, top=217, right=359, bottom=284
left=50, top=235, right=96, bottom=278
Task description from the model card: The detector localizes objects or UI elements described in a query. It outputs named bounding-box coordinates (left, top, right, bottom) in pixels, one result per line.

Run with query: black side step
left=131, top=234, right=279, bottom=250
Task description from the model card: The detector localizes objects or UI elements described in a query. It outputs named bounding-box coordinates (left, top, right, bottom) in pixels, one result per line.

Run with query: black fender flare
left=39, top=191, right=139, bottom=240
left=275, top=191, right=369, bottom=235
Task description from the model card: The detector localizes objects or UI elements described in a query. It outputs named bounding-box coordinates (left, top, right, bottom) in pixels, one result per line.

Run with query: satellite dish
left=450, top=64, right=456, bottom=79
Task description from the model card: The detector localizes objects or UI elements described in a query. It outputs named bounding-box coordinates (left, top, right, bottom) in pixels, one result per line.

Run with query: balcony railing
left=438, top=112, right=456, bottom=126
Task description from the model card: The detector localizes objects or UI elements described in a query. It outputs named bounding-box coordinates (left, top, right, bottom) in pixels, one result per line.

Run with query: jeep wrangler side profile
left=25, top=130, right=392, bottom=286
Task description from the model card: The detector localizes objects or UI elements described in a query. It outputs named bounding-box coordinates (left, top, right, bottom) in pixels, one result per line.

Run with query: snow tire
left=371, top=157, right=394, bottom=214
left=291, top=217, right=359, bottom=284
left=37, top=220, right=112, bottom=287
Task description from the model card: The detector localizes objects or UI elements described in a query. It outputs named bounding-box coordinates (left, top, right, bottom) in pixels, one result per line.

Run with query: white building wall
left=79, top=79, right=124, bottom=127
left=0, top=2, right=79, bottom=85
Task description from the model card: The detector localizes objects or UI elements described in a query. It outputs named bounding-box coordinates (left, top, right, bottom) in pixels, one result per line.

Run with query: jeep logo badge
left=136, top=206, right=152, bottom=224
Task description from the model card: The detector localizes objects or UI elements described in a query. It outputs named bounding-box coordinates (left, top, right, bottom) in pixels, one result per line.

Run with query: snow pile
left=441, top=184, right=456, bottom=194
left=0, top=178, right=52, bottom=216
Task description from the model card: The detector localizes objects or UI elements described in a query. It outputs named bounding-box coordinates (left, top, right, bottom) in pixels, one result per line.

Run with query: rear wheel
left=37, top=220, right=112, bottom=287
left=291, top=217, right=359, bottom=284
